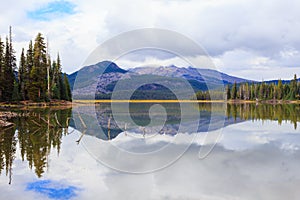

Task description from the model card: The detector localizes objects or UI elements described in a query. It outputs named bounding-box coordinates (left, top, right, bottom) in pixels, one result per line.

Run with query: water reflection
left=0, top=104, right=300, bottom=199
left=0, top=108, right=72, bottom=184
left=74, top=103, right=300, bottom=141
left=226, top=103, right=300, bottom=129
left=1, top=103, right=300, bottom=183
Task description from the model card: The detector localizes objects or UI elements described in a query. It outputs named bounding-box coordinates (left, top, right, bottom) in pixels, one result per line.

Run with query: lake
left=0, top=103, right=300, bottom=199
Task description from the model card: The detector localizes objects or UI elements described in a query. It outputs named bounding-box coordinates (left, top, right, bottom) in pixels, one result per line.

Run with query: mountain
left=129, top=65, right=249, bottom=84
left=68, top=61, right=127, bottom=90
left=68, top=61, right=253, bottom=99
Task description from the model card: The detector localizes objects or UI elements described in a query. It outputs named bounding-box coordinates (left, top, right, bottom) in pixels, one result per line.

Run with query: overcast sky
left=1, top=0, right=300, bottom=81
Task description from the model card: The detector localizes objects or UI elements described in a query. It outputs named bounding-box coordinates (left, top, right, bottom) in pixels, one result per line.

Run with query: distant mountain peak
left=82, top=61, right=127, bottom=74
left=68, top=61, right=254, bottom=99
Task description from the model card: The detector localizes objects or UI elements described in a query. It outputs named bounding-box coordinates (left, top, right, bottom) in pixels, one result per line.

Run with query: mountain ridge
left=68, top=61, right=252, bottom=99
left=67, top=61, right=255, bottom=99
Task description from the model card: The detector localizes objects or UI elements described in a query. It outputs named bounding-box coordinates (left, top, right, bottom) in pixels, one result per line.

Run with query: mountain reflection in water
left=0, top=103, right=299, bottom=182
left=73, top=103, right=300, bottom=140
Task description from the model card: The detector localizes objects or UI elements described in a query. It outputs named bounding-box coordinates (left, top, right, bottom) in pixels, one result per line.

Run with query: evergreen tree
left=255, top=84, right=260, bottom=100
left=239, top=84, right=244, bottom=100
left=0, top=37, right=4, bottom=101
left=273, top=83, right=277, bottom=99
left=289, top=74, right=297, bottom=100
left=63, top=73, right=72, bottom=101
left=18, top=48, right=26, bottom=100
left=51, top=61, right=60, bottom=99
left=28, top=66, right=40, bottom=101
left=231, top=82, right=237, bottom=99
left=250, top=82, right=255, bottom=100
left=244, top=82, right=250, bottom=100
left=51, top=54, right=62, bottom=99
left=297, top=81, right=300, bottom=100
left=59, top=73, right=66, bottom=100
left=3, top=35, right=15, bottom=101
left=29, top=33, right=47, bottom=101
left=259, top=82, right=265, bottom=100
left=25, top=41, right=34, bottom=100
left=226, top=85, right=231, bottom=100
left=0, top=28, right=71, bottom=103
left=277, top=79, right=283, bottom=99
left=283, top=84, right=290, bottom=99
left=46, top=43, right=51, bottom=100
left=12, top=80, right=20, bottom=101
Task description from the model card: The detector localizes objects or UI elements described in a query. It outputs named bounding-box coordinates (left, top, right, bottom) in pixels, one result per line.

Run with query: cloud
left=0, top=0, right=300, bottom=79
left=214, top=48, right=300, bottom=80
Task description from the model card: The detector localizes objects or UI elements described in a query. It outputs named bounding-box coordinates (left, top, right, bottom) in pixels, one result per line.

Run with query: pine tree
left=30, top=33, right=47, bottom=101
left=239, top=84, right=244, bottom=100
left=3, top=35, right=16, bottom=101
left=283, top=84, right=290, bottom=99
left=63, top=73, right=72, bottom=101
left=250, top=82, right=255, bottom=100
left=226, top=85, right=231, bottom=100
left=0, top=37, right=4, bottom=101
left=231, top=82, right=237, bottom=99
left=51, top=54, right=62, bottom=99
left=273, top=83, right=277, bottom=99
left=51, top=61, right=60, bottom=99
left=289, top=74, right=297, bottom=100
left=25, top=41, right=34, bottom=100
left=259, top=82, right=265, bottom=100
left=0, top=28, right=70, bottom=103
left=255, top=84, right=260, bottom=100
left=18, top=48, right=26, bottom=100
left=59, top=73, right=66, bottom=100
left=28, top=66, right=40, bottom=101
left=7, top=26, right=17, bottom=101
left=12, top=80, right=20, bottom=101
left=46, top=41, right=51, bottom=100
left=244, top=82, right=250, bottom=100
left=297, top=81, right=300, bottom=100
left=277, top=79, right=283, bottom=99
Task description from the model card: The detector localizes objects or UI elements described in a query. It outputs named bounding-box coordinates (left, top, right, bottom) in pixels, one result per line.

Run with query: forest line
left=0, top=27, right=71, bottom=102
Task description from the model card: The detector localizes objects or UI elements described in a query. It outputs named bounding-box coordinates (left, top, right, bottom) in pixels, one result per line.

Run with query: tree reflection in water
left=0, top=108, right=72, bottom=184
left=0, top=103, right=300, bottom=184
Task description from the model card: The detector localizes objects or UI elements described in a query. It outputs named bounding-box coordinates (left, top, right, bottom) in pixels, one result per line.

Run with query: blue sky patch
left=26, top=180, right=79, bottom=200
left=27, top=1, right=76, bottom=21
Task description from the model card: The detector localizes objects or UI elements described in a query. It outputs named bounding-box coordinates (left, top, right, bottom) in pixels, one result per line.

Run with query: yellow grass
left=73, top=99, right=226, bottom=103
left=73, top=99, right=300, bottom=105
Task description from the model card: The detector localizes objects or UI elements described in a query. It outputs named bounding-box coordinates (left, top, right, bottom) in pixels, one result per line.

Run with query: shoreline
left=73, top=99, right=300, bottom=104
left=0, top=100, right=73, bottom=108
left=226, top=99, right=300, bottom=104
left=0, top=99, right=299, bottom=108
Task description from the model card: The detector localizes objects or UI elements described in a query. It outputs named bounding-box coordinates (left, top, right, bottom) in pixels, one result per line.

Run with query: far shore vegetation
left=195, top=74, right=300, bottom=102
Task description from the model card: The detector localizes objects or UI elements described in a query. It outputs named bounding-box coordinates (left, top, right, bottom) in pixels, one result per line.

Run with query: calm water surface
left=0, top=103, right=300, bottom=200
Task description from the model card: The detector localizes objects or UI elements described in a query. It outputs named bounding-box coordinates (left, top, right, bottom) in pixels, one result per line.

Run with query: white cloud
left=0, top=0, right=300, bottom=79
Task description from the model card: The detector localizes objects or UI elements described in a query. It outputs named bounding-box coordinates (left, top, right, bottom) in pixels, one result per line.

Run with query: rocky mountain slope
left=68, top=61, right=252, bottom=99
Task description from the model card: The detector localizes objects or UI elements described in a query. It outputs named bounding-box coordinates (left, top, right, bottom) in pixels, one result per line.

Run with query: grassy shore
left=73, top=99, right=300, bottom=104
left=226, top=99, right=300, bottom=104
left=73, top=99, right=225, bottom=104
left=0, top=99, right=299, bottom=108
left=0, top=100, right=73, bottom=108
